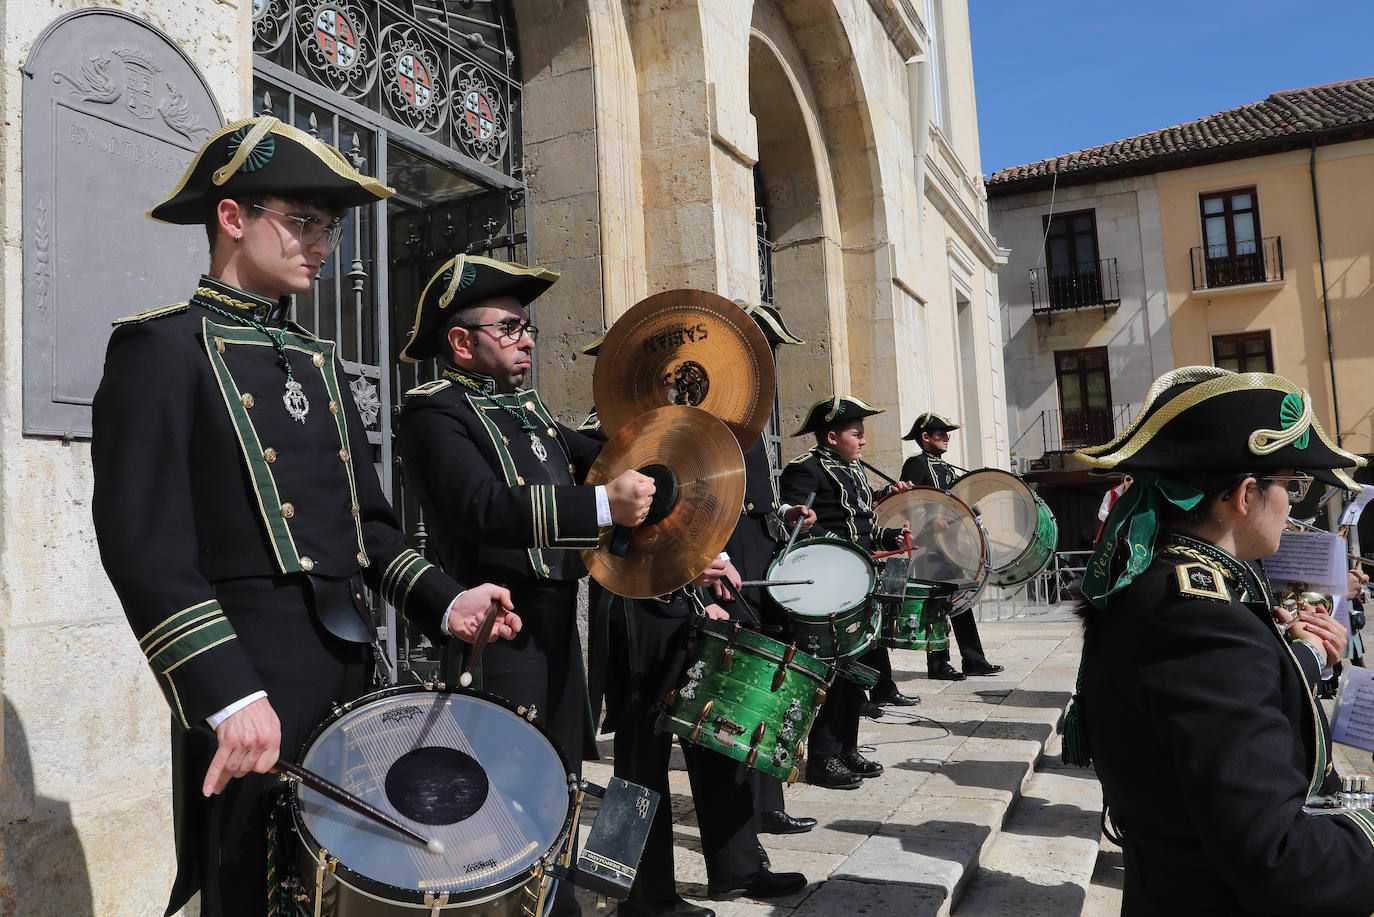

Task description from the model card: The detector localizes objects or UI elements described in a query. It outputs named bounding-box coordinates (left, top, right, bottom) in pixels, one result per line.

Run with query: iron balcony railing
left=1030, top=258, right=1121, bottom=314
left=1191, top=235, right=1283, bottom=291
left=1011, top=403, right=1137, bottom=458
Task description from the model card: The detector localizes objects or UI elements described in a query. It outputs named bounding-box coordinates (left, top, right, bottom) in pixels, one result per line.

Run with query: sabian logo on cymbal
left=641, top=323, right=710, bottom=353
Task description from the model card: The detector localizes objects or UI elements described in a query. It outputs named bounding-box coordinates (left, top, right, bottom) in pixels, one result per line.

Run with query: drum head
left=949, top=469, right=1039, bottom=572
left=768, top=539, right=874, bottom=616
left=295, top=689, right=570, bottom=899
left=874, top=487, right=987, bottom=586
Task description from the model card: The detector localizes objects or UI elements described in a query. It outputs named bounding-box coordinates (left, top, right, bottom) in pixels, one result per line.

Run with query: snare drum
left=288, top=685, right=575, bottom=915
left=766, top=537, right=878, bottom=659
left=950, top=469, right=1059, bottom=588
left=659, top=619, right=832, bottom=782
left=878, top=582, right=953, bottom=652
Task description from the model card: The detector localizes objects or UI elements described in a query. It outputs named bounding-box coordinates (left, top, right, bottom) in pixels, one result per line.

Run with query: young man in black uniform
left=91, top=117, right=519, bottom=917
left=899, top=412, right=1003, bottom=680
left=781, top=396, right=913, bottom=789
left=1070, top=366, right=1374, bottom=915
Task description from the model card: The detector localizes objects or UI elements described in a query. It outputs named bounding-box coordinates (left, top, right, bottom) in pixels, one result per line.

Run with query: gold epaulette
left=406, top=378, right=453, bottom=397
left=112, top=302, right=188, bottom=326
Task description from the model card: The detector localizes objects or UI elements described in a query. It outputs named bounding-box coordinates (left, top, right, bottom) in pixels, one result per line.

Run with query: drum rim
left=765, top=535, right=876, bottom=613
left=288, top=684, right=576, bottom=906
left=693, top=617, right=832, bottom=681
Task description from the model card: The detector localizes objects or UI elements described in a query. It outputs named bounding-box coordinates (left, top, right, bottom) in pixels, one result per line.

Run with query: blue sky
left=970, top=1, right=1374, bottom=175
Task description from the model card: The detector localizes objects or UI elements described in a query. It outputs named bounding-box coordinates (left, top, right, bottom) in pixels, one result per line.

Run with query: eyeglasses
left=1256, top=473, right=1313, bottom=504
left=252, top=204, right=345, bottom=250
left=462, top=319, right=539, bottom=342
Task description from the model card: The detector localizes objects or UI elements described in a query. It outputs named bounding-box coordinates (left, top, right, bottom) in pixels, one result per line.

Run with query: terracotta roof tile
left=987, top=76, right=1374, bottom=191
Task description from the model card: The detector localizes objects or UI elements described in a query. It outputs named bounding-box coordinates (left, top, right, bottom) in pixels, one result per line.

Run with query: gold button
left=357, top=552, right=368, bottom=565
left=312, top=353, right=325, bottom=367
left=568, top=464, right=575, bottom=474
left=215, top=337, right=225, bottom=353
left=299, top=556, right=314, bottom=571
left=502, top=436, right=510, bottom=445
left=240, top=393, right=254, bottom=408
left=281, top=502, right=295, bottom=519
left=746, top=502, right=755, bottom=511
left=351, top=502, right=360, bottom=516
left=263, top=447, right=277, bottom=463
left=546, top=426, right=556, bottom=436
left=524, top=401, right=535, bottom=410
left=329, top=401, right=339, bottom=414
left=339, top=449, right=350, bottom=462
left=516, top=476, right=525, bottom=485
left=541, top=563, right=550, bottom=575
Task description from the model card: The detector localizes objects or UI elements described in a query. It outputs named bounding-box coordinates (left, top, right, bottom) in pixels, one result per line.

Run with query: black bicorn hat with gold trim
left=399, top=254, right=560, bottom=363
left=902, top=411, right=960, bottom=440
left=1075, top=366, right=1365, bottom=491
left=149, top=116, right=393, bottom=224
left=793, top=394, right=883, bottom=438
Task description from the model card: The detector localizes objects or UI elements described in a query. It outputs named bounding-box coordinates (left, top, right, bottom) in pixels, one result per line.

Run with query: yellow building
left=988, top=77, right=1374, bottom=546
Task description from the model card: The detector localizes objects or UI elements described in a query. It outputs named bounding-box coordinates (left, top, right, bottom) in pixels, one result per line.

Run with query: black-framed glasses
left=462, top=319, right=538, bottom=342
left=252, top=204, right=345, bottom=250
left=1256, top=473, right=1313, bottom=504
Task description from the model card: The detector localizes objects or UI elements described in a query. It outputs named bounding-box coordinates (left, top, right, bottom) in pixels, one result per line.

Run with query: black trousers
left=609, top=600, right=762, bottom=900
left=170, top=576, right=370, bottom=917
left=864, top=645, right=897, bottom=699
left=807, top=678, right=863, bottom=760
left=927, top=610, right=990, bottom=671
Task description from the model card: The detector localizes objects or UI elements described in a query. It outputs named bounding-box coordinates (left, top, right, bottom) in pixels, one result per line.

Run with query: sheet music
left=1331, top=665, right=1374, bottom=753
left=1263, top=529, right=1347, bottom=593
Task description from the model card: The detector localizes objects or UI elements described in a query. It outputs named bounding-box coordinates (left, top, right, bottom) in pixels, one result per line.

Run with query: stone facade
left=0, top=1, right=1005, bottom=912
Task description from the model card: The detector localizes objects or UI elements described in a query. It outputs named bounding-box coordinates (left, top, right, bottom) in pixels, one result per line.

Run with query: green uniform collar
left=192, top=275, right=281, bottom=324
left=442, top=362, right=500, bottom=396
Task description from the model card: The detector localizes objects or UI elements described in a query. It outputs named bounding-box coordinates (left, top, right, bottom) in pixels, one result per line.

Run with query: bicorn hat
left=149, top=116, right=393, bottom=224
left=399, top=254, right=559, bottom=363
left=1075, top=366, right=1364, bottom=491
left=734, top=299, right=804, bottom=348
left=793, top=394, right=883, bottom=437
left=903, top=411, right=960, bottom=440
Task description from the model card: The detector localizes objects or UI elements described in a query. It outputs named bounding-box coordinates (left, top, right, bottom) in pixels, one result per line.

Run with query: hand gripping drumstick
left=194, top=724, right=445, bottom=855
left=779, top=492, right=816, bottom=561
left=459, top=598, right=504, bottom=688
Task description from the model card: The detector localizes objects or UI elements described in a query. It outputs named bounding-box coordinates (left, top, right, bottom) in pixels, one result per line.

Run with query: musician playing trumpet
left=1068, top=366, right=1374, bottom=915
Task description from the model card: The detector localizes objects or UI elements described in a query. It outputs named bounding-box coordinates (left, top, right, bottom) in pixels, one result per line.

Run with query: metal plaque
left=22, top=9, right=223, bottom=438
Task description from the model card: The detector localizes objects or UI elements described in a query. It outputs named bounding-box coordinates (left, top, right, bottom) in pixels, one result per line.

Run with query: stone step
left=574, top=615, right=1089, bottom=917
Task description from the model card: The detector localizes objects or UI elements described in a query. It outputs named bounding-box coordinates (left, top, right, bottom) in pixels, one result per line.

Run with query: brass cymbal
left=582, top=405, right=746, bottom=599
left=593, top=289, right=777, bottom=447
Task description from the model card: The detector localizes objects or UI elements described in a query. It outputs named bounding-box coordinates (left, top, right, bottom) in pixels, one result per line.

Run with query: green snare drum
left=659, top=619, right=832, bottom=782
left=878, top=581, right=952, bottom=651
left=950, top=469, right=1059, bottom=588
left=766, top=537, right=879, bottom=659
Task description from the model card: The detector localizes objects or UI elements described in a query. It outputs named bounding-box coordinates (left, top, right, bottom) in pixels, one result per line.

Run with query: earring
left=234, top=234, right=242, bottom=243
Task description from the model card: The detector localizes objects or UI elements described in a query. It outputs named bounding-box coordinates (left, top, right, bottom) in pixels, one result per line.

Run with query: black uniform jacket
left=396, top=367, right=603, bottom=585
left=780, top=446, right=900, bottom=552
left=1081, top=536, right=1374, bottom=916
left=92, top=277, right=459, bottom=729
left=900, top=451, right=956, bottom=490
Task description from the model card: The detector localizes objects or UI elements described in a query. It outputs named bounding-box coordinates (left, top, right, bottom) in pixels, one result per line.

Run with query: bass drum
left=950, top=469, right=1058, bottom=588
left=288, top=685, right=574, bottom=915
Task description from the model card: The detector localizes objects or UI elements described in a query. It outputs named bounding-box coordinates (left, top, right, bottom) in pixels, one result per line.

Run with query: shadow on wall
left=1, top=696, right=95, bottom=916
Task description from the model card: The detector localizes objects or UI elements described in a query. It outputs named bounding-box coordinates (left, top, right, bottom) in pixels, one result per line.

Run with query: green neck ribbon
left=1081, top=472, right=1206, bottom=609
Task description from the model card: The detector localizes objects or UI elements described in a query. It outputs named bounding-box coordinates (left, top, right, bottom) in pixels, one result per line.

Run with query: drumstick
left=860, top=459, right=897, bottom=485
left=737, top=579, right=814, bottom=587
left=459, top=598, right=503, bottom=688
left=780, top=492, right=816, bottom=561
left=193, top=725, right=444, bottom=855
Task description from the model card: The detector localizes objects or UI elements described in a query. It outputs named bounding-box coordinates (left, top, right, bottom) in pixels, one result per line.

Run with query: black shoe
left=840, top=749, right=884, bottom=777
left=929, top=662, right=966, bottom=681
left=805, top=755, right=862, bottom=789
left=708, top=868, right=808, bottom=901
left=871, top=688, right=921, bottom=706
left=760, top=809, right=817, bottom=834
left=963, top=662, right=1004, bottom=676
left=859, top=700, right=883, bottom=719
left=617, top=898, right=714, bottom=917
left=756, top=841, right=771, bottom=870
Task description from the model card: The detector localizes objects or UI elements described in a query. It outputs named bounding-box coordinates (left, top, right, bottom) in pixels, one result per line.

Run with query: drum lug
left=424, top=891, right=450, bottom=915
left=743, top=721, right=767, bottom=769
left=812, top=686, right=827, bottom=706
left=688, top=699, right=714, bottom=743
left=663, top=688, right=678, bottom=707
left=772, top=645, right=797, bottom=692
left=721, top=646, right=733, bottom=671
left=786, top=765, right=799, bottom=784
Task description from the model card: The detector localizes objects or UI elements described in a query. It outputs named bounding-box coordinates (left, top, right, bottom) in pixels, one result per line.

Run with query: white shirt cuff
left=776, top=502, right=792, bottom=520
left=441, top=590, right=467, bottom=636
left=206, top=691, right=268, bottom=729
left=595, top=485, right=612, bottom=527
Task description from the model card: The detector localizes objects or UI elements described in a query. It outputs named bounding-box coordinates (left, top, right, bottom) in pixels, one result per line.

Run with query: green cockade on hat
left=1280, top=391, right=1310, bottom=450
left=225, top=124, right=274, bottom=173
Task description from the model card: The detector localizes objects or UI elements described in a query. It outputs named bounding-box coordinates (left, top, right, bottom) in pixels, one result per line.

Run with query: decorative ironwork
left=295, top=0, right=378, bottom=99
left=1030, top=258, right=1121, bottom=315
left=451, top=62, right=507, bottom=164
left=380, top=24, right=446, bottom=133
left=1191, top=235, right=1284, bottom=291
left=253, top=0, right=293, bottom=53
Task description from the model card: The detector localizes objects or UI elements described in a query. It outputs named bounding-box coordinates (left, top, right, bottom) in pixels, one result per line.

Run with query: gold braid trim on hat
left=1248, top=389, right=1312, bottom=455
left=213, top=117, right=278, bottom=186
left=824, top=395, right=842, bottom=422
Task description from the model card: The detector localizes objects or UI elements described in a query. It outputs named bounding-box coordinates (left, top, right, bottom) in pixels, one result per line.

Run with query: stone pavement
left=573, top=613, right=1097, bottom=917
